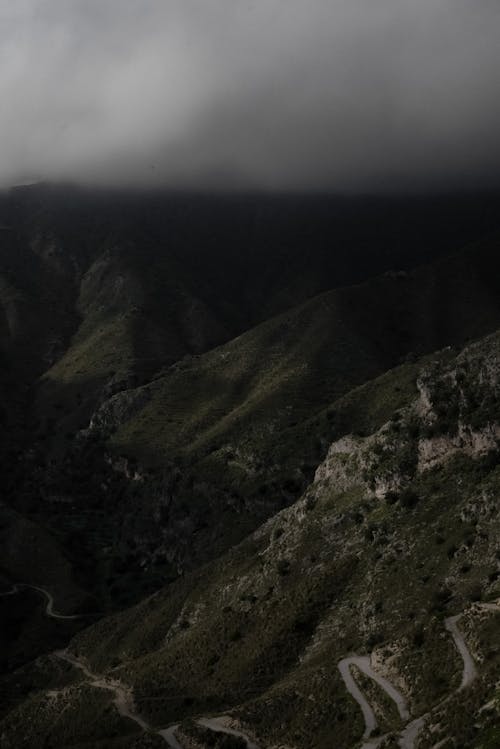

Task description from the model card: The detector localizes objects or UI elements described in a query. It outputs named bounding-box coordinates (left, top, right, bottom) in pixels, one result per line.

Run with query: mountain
left=1, top=187, right=500, bottom=749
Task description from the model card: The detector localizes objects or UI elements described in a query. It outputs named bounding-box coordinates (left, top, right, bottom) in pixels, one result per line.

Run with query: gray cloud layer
left=1, top=0, right=500, bottom=190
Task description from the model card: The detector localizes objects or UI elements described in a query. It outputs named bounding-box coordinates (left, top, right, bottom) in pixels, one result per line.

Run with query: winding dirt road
left=54, top=650, right=187, bottom=747
left=158, top=725, right=183, bottom=749
left=2, top=584, right=258, bottom=746
left=7, top=581, right=496, bottom=748
left=398, top=715, right=427, bottom=749
left=198, top=717, right=260, bottom=749
left=338, top=601, right=499, bottom=749
left=444, top=613, right=478, bottom=690
left=338, top=657, right=378, bottom=743
left=158, top=601, right=496, bottom=749
left=338, top=655, right=410, bottom=747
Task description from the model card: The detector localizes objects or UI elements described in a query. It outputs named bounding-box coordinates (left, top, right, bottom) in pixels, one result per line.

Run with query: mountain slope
left=66, top=236, right=500, bottom=578
left=2, top=185, right=499, bottom=455
left=3, top=327, right=500, bottom=748
left=5, top=235, right=500, bottom=624
left=105, top=236, right=500, bottom=466
left=2, top=188, right=500, bottom=749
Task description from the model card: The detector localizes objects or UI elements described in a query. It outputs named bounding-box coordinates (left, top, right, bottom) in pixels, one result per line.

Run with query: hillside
left=4, top=231, right=500, bottom=623
left=2, top=327, right=500, bottom=748
left=78, top=237, right=500, bottom=572
left=2, top=189, right=500, bottom=749
left=2, top=186, right=499, bottom=455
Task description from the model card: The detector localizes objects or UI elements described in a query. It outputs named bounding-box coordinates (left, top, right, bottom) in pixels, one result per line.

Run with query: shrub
left=467, top=585, right=482, bottom=602
left=447, top=544, right=458, bottom=559
left=366, top=631, right=384, bottom=648
left=412, top=626, right=425, bottom=648
left=431, top=586, right=453, bottom=612
left=399, top=488, right=419, bottom=508
left=277, top=559, right=291, bottom=576
left=385, top=490, right=399, bottom=506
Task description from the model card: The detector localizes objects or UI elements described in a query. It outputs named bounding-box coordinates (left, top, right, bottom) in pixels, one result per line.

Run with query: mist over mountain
left=1, top=1, right=500, bottom=190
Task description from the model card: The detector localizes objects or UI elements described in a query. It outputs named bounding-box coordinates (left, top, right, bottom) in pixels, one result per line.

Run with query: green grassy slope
left=3, top=185, right=499, bottom=449
left=76, top=238, right=500, bottom=575
left=109, top=237, right=500, bottom=465
left=35, top=244, right=231, bottom=443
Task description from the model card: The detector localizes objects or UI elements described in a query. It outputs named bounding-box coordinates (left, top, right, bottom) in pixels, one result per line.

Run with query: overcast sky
left=1, top=0, right=500, bottom=191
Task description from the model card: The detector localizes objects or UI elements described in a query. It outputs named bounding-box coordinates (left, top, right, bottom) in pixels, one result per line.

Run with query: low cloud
left=1, top=0, right=500, bottom=190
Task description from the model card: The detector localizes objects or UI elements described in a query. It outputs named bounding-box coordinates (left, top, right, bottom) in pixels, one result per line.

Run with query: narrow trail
left=0, top=583, right=82, bottom=620
left=53, top=650, right=259, bottom=748
left=0, top=585, right=19, bottom=597
left=55, top=650, right=150, bottom=730
left=0, top=580, right=259, bottom=749
left=338, top=601, right=500, bottom=749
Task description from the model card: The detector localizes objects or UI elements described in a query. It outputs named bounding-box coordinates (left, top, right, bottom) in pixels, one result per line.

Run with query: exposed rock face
left=418, top=423, right=500, bottom=472
left=88, top=385, right=153, bottom=435
left=311, top=334, right=500, bottom=508
left=105, top=455, right=145, bottom=482
left=313, top=435, right=365, bottom=491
